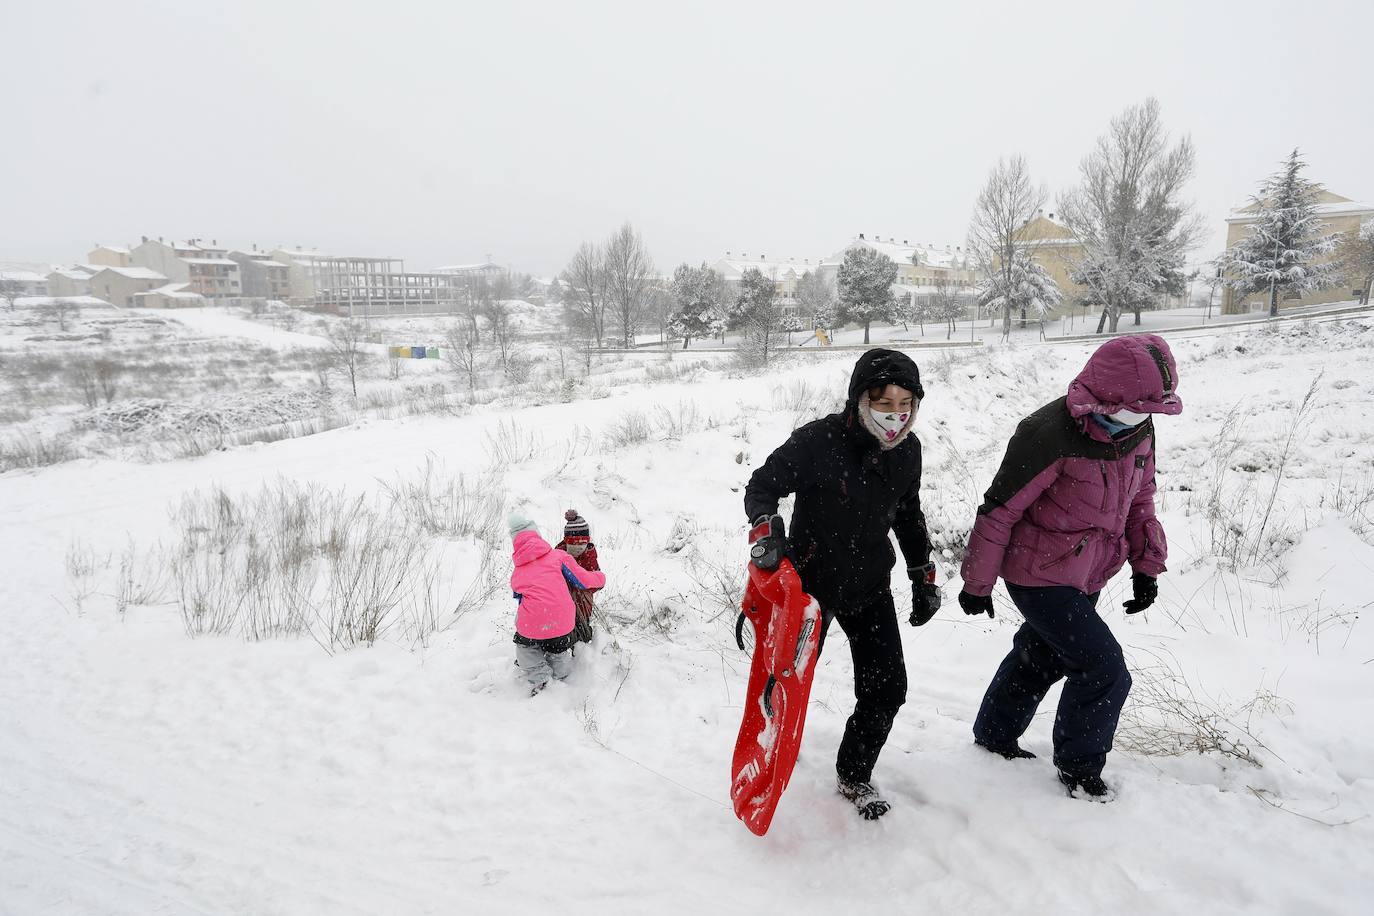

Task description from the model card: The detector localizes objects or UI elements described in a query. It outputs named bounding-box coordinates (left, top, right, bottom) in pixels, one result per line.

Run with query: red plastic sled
left=730, top=557, right=823, bottom=836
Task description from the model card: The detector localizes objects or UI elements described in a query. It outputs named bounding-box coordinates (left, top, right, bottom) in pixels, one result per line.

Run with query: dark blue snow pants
left=972, top=584, right=1132, bottom=778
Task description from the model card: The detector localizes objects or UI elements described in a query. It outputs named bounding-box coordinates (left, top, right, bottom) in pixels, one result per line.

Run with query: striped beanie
left=563, top=509, right=590, bottom=543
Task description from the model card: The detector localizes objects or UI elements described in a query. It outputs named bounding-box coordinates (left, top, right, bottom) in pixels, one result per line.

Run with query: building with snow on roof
left=129, top=237, right=242, bottom=300
left=228, top=248, right=291, bottom=300
left=46, top=267, right=93, bottom=298
left=133, top=282, right=208, bottom=309
left=0, top=269, right=49, bottom=297
left=87, top=266, right=167, bottom=306
left=87, top=245, right=132, bottom=268
left=1221, top=189, right=1374, bottom=314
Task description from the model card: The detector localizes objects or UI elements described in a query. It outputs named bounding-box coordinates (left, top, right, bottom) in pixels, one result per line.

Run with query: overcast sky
left=4, top=0, right=1371, bottom=277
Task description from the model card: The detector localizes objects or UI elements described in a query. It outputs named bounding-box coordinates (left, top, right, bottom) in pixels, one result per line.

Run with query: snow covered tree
left=836, top=246, right=898, bottom=344
left=976, top=250, right=1063, bottom=338
left=546, top=277, right=563, bottom=305
left=733, top=267, right=785, bottom=366
left=1336, top=218, right=1374, bottom=305
left=603, top=222, right=656, bottom=349
left=930, top=276, right=967, bottom=339
left=668, top=262, right=725, bottom=349
left=1, top=277, right=25, bottom=311
left=444, top=321, right=484, bottom=396
left=1058, top=98, right=1202, bottom=332
left=560, top=241, right=609, bottom=348
left=1216, top=150, right=1342, bottom=317
left=795, top=269, right=835, bottom=326
left=967, top=155, right=1048, bottom=339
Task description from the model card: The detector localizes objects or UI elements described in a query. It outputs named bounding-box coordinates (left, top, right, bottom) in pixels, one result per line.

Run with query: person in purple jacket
left=958, top=335, right=1181, bottom=800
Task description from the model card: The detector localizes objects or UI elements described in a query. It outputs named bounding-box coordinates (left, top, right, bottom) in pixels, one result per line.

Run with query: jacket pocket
left=1038, top=532, right=1091, bottom=572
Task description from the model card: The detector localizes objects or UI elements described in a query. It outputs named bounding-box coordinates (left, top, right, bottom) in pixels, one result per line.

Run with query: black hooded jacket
left=743, top=349, right=931, bottom=612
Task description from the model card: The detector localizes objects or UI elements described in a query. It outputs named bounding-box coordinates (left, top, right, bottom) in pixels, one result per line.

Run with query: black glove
left=958, top=590, right=995, bottom=619
left=748, top=515, right=787, bottom=572
left=907, top=562, right=940, bottom=626
left=910, top=582, right=942, bottom=626
left=1122, top=574, right=1157, bottom=614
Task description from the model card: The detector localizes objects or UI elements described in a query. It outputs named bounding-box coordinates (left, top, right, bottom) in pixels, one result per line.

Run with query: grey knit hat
left=508, top=511, right=539, bottom=538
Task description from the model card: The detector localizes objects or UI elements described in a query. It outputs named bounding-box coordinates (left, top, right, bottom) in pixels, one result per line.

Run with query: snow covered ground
left=3, top=317, right=1373, bottom=914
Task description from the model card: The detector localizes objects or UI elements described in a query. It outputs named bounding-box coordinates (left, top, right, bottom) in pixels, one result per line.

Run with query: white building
left=130, top=237, right=242, bottom=300
left=0, top=269, right=49, bottom=297
left=134, top=282, right=208, bottom=308
left=87, top=266, right=167, bottom=307
left=46, top=267, right=92, bottom=298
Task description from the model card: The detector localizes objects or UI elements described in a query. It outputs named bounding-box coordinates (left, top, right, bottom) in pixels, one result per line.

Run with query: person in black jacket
left=744, top=348, right=941, bottom=820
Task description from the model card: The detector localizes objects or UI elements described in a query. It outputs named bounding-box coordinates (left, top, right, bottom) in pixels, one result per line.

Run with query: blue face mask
left=1091, top=413, right=1134, bottom=436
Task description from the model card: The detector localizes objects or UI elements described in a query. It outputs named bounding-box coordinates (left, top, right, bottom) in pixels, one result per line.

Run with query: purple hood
left=1065, top=334, right=1182, bottom=418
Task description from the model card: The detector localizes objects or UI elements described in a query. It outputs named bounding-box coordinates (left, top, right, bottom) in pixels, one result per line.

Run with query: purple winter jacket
left=960, top=335, right=1182, bottom=597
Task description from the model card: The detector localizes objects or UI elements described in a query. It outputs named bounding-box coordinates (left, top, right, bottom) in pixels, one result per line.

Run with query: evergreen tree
left=836, top=247, right=898, bottom=344
left=795, top=269, right=835, bottom=326
left=734, top=267, right=785, bottom=366
left=1216, top=149, right=1342, bottom=317
left=667, top=262, right=725, bottom=349
left=976, top=250, right=1063, bottom=338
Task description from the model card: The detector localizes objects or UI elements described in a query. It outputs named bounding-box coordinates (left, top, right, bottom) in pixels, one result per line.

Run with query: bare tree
left=967, top=155, right=1048, bottom=339
left=1058, top=98, right=1202, bottom=333
left=603, top=222, right=656, bottom=349
left=560, top=242, right=609, bottom=348
left=94, top=359, right=119, bottom=403
left=0, top=278, right=23, bottom=311
left=53, top=298, right=81, bottom=331
left=480, top=298, right=519, bottom=376
left=443, top=322, right=482, bottom=396
left=326, top=320, right=369, bottom=398
left=930, top=276, right=966, bottom=339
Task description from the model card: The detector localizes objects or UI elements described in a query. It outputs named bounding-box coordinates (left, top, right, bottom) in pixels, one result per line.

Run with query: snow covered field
left=3, top=316, right=1374, bottom=914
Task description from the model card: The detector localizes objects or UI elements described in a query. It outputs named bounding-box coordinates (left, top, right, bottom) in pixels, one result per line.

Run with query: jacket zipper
left=1099, top=460, right=1110, bottom=512
left=1040, top=534, right=1090, bottom=571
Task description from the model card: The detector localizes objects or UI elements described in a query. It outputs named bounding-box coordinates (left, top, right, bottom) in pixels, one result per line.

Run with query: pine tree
left=836, top=247, right=898, bottom=344
left=976, top=250, right=1063, bottom=337
left=733, top=267, right=784, bottom=366
left=1217, top=150, right=1342, bottom=317
left=667, top=262, right=725, bottom=349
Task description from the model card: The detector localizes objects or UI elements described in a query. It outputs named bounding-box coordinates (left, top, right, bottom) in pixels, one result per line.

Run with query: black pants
left=972, top=584, right=1132, bottom=778
left=819, top=589, right=907, bottom=785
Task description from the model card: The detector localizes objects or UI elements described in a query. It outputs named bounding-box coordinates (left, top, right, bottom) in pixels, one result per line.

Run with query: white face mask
left=868, top=405, right=912, bottom=443
left=1108, top=408, right=1150, bottom=427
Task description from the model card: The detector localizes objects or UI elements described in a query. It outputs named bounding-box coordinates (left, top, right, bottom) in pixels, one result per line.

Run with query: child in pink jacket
left=508, top=511, right=606, bottom=695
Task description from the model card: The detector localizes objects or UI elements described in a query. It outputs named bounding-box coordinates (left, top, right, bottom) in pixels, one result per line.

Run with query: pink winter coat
left=511, top=530, right=606, bottom=641
left=960, top=335, right=1181, bottom=597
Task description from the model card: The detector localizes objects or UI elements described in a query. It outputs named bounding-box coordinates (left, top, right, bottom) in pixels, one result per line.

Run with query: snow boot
left=837, top=778, right=891, bottom=820
left=1058, top=770, right=1113, bottom=802
left=975, top=738, right=1037, bottom=761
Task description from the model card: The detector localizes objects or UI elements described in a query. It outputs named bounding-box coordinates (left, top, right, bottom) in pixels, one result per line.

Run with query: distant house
left=820, top=235, right=979, bottom=295
left=228, top=250, right=291, bottom=300
left=1221, top=189, right=1374, bottom=314
left=130, top=237, right=242, bottom=300
left=0, top=269, right=49, bottom=297
left=87, top=245, right=132, bottom=268
left=46, top=267, right=92, bottom=298
left=712, top=254, right=818, bottom=315
left=133, top=282, right=207, bottom=309
left=88, top=266, right=167, bottom=306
